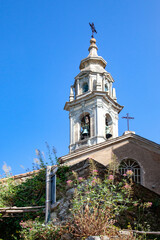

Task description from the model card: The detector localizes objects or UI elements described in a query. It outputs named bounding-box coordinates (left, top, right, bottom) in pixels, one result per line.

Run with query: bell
left=106, top=133, right=112, bottom=139
left=82, top=128, right=89, bottom=135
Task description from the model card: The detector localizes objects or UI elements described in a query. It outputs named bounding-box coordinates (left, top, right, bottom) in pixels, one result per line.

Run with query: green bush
left=20, top=217, right=62, bottom=240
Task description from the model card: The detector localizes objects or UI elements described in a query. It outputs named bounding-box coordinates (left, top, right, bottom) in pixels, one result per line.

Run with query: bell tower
left=64, top=37, right=123, bottom=153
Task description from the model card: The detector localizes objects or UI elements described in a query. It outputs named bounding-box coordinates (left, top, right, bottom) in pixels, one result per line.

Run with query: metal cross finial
left=122, top=113, right=134, bottom=131
left=89, top=22, right=97, bottom=38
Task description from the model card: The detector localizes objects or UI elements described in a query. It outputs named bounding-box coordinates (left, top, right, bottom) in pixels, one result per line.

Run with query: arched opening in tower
left=105, top=114, right=112, bottom=139
left=82, top=82, right=89, bottom=93
left=80, top=114, right=90, bottom=140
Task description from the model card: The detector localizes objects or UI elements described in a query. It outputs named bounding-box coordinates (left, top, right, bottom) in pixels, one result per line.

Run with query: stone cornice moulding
left=64, top=91, right=123, bottom=113
left=79, top=56, right=107, bottom=70
left=74, top=70, right=114, bottom=83
left=59, top=133, right=160, bottom=163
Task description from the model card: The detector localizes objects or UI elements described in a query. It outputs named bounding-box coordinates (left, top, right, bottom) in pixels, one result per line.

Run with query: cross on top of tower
left=122, top=113, right=134, bottom=131
left=89, top=22, right=97, bottom=38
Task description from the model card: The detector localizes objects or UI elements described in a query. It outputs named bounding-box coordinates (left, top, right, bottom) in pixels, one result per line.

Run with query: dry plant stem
left=68, top=205, right=120, bottom=238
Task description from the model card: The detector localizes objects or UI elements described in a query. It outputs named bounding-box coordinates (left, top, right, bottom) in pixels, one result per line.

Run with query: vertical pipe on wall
left=45, top=166, right=58, bottom=224
left=45, top=166, right=51, bottom=224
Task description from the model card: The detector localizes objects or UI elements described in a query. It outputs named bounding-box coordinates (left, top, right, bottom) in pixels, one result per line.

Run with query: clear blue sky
left=0, top=0, right=160, bottom=176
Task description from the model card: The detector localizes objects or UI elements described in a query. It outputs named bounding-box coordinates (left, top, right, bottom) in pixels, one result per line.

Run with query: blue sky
left=0, top=0, right=160, bottom=175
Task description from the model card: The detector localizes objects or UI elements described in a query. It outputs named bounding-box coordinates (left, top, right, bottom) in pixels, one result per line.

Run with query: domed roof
left=79, top=38, right=107, bottom=74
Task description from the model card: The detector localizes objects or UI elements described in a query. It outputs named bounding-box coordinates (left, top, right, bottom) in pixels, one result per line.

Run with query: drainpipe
left=45, top=166, right=58, bottom=224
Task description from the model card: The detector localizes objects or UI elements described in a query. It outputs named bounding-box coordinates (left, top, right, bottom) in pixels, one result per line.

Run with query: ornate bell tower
left=64, top=36, right=123, bottom=153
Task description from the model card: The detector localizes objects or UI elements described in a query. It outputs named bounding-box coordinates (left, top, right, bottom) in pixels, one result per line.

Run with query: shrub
left=20, top=217, right=63, bottom=240
left=64, top=159, right=153, bottom=239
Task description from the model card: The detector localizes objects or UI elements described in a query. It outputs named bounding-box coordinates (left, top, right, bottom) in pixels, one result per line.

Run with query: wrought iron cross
left=122, top=113, right=134, bottom=131
left=89, top=22, right=97, bottom=38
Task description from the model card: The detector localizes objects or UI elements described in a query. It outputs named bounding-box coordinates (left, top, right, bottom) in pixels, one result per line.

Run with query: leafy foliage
left=64, top=159, right=158, bottom=239
left=20, top=217, right=63, bottom=240
left=0, top=169, right=46, bottom=208
left=1, top=155, right=160, bottom=239
left=56, top=165, right=71, bottom=200
left=0, top=144, right=70, bottom=208
left=0, top=145, right=70, bottom=240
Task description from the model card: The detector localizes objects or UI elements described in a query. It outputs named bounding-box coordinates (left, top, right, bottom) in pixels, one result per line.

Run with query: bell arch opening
left=105, top=113, right=112, bottom=139
left=80, top=113, right=90, bottom=140
left=105, top=83, right=108, bottom=92
left=82, top=82, right=89, bottom=93
left=119, top=159, right=141, bottom=184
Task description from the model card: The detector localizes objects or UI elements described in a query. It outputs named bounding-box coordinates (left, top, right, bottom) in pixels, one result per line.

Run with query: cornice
left=74, top=70, right=106, bottom=80
left=64, top=91, right=123, bottom=113
left=79, top=56, right=107, bottom=70
left=59, top=133, right=160, bottom=163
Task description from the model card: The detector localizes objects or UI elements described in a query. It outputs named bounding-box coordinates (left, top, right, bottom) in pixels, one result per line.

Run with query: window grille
left=119, top=159, right=141, bottom=183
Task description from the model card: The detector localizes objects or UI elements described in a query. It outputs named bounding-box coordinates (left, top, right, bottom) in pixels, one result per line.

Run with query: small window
left=82, top=83, right=89, bottom=93
left=105, top=84, right=108, bottom=92
left=119, top=159, right=141, bottom=184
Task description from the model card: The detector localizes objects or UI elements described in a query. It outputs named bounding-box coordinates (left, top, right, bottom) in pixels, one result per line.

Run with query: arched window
left=105, top=114, right=112, bottom=139
left=80, top=114, right=90, bottom=140
left=82, top=83, right=89, bottom=93
left=119, top=159, right=141, bottom=183
left=105, top=84, right=108, bottom=92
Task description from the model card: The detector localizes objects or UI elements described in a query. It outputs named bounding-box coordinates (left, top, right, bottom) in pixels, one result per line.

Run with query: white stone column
left=90, top=112, right=94, bottom=137
left=89, top=74, right=92, bottom=91
left=112, top=88, right=117, bottom=101
left=96, top=73, right=102, bottom=91
left=96, top=100, right=104, bottom=139
left=77, top=121, right=80, bottom=141
left=109, top=82, right=112, bottom=96
left=69, top=113, right=73, bottom=145
left=69, top=86, right=74, bottom=102
left=94, top=104, right=97, bottom=138
left=114, top=114, right=119, bottom=137
left=102, top=75, right=105, bottom=91
left=96, top=74, right=99, bottom=91
left=77, top=78, right=79, bottom=96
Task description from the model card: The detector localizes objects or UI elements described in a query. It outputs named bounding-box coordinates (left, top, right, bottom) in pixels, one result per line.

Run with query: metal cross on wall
left=122, top=113, right=134, bottom=131
left=89, top=22, right=97, bottom=38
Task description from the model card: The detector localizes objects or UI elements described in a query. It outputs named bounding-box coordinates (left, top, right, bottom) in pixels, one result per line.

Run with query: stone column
left=77, top=120, right=80, bottom=141
left=112, top=88, right=117, bottom=101
left=109, top=82, right=112, bottom=96
left=69, top=113, right=73, bottom=146
left=89, top=74, right=92, bottom=91
left=114, top=113, right=119, bottom=138
left=89, top=113, right=93, bottom=137
left=102, top=75, right=105, bottom=91
left=96, top=73, right=102, bottom=91
left=77, top=78, right=79, bottom=96
left=96, top=100, right=104, bottom=138
left=93, top=104, right=97, bottom=138
left=69, top=86, right=74, bottom=102
left=74, top=121, right=79, bottom=142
